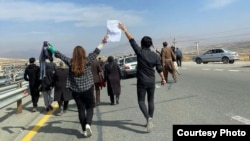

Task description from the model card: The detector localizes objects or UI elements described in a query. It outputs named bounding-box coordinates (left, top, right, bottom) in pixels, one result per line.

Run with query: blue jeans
left=42, top=89, right=53, bottom=107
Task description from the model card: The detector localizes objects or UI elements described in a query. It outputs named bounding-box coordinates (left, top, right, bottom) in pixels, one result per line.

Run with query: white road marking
left=228, top=70, right=241, bottom=72
left=214, top=69, right=224, bottom=71
left=231, top=115, right=250, bottom=124
left=202, top=68, right=211, bottom=71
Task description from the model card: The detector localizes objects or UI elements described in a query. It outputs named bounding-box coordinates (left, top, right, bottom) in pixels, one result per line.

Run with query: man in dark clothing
left=24, top=57, right=40, bottom=112
left=175, top=47, right=182, bottom=67
left=119, top=23, right=166, bottom=133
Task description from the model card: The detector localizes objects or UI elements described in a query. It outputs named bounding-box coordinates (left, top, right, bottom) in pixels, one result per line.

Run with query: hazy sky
left=1, top=0, right=250, bottom=58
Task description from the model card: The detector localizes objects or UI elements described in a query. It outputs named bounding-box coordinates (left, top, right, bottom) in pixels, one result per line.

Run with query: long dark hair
left=70, top=46, right=86, bottom=76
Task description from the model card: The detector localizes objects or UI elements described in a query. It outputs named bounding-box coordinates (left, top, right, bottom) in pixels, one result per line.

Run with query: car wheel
left=196, top=58, right=202, bottom=64
left=229, top=60, right=235, bottom=64
left=222, top=57, right=229, bottom=64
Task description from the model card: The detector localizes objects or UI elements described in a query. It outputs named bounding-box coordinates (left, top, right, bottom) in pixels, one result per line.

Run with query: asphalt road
left=0, top=61, right=250, bottom=141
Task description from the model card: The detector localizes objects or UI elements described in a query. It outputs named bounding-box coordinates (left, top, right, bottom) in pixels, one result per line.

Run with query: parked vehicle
left=13, top=73, right=24, bottom=81
left=115, top=57, right=124, bottom=69
left=118, top=55, right=137, bottom=79
left=192, top=48, right=240, bottom=64
left=0, top=75, right=12, bottom=86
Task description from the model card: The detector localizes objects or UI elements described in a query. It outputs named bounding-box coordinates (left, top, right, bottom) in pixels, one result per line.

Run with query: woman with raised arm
left=47, top=35, right=108, bottom=138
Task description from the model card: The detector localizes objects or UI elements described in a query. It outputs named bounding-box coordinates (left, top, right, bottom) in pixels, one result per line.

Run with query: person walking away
left=40, top=61, right=55, bottom=112
left=171, top=46, right=180, bottom=75
left=98, top=57, right=105, bottom=70
left=104, top=56, right=122, bottom=105
left=175, top=47, right=182, bottom=67
left=47, top=35, right=108, bottom=138
left=53, top=61, right=72, bottom=115
left=91, top=59, right=102, bottom=107
left=161, top=42, right=177, bottom=83
left=24, top=57, right=40, bottom=112
left=118, top=23, right=166, bottom=133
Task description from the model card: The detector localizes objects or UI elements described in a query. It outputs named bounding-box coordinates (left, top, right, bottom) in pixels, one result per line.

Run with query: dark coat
left=104, top=62, right=121, bottom=96
left=24, top=64, right=40, bottom=87
left=39, top=63, right=55, bottom=91
left=91, top=60, right=102, bottom=83
left=53, top=68, right=72, bottom=101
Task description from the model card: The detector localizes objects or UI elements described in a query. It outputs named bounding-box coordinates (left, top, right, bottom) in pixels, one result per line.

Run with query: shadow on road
left=240, top=65, right=250, bottom=68
left=92, top=119, right=147, bottom=134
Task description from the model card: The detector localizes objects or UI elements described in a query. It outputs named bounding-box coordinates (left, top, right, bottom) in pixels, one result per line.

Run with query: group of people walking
left=23, top=22, right=183, bottom=138
left=24, top=59, right=72, bottom=114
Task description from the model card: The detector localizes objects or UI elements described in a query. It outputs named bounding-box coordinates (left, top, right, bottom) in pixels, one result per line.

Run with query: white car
left=193, top=48, right=240, bottom=64
left=118, top=55, right=137, bottom=79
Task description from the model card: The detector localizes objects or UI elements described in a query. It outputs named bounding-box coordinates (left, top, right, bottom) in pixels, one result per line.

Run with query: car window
left=125, top=57, right=137, bottom=64
left=211, top=50, right=217, bottom=54
left=119, top=59, right=124, bottom=65
left=216, top=49, right=223, bottom=53
left=204, top=50, right=213, bottom=54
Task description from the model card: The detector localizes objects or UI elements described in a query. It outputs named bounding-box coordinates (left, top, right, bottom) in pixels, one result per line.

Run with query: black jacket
left=129, top=39, right=163, bottom=86
left=24, top=64, right=40, bottom=87
left=39, top=62, right=55, bottom=91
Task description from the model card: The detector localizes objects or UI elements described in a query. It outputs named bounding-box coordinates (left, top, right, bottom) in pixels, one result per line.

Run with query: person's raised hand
left=102, top=34, right=109, bottom=44
left=118, top=23, right=127, bottom=32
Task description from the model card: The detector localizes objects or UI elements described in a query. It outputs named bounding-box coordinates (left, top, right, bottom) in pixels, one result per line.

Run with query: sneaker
left=58, top=107, right=63, bottom=116
left=83, top=131, right=87, bottom=137
left=32, top=107, right=37, bottom=112
left=147, top=118, right=153, bottom=133
left=85, top=124, right=92, bottom=137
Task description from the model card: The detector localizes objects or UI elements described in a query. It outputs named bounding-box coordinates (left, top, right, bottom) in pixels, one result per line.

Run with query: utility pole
left=194, top=41, right=199, bottom=55
left=173, top=37, right=176, bottom=47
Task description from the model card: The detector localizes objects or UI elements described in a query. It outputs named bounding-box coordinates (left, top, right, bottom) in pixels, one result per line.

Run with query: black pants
left=29, top=86, right=40, bottom=107
left=137, top=83, right=155, bottom=120
left=176, top=56, right=182, bottom=67
left=57, top=101, right=69, bottom=110
left=72, top=86, right=94, bottom=131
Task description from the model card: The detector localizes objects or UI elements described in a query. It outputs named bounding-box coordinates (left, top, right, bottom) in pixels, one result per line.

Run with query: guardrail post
left=16, top=82, right=22, bottom=114
left=17, top=99, right=22, bottom=114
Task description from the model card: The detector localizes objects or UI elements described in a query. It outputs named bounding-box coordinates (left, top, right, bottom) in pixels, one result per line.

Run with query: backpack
left=39, top=69, right=54, bottom=91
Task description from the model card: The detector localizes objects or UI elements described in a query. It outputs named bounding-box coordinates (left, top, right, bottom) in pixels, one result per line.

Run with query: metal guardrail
left=0, top=84, right=18, bottom=93
left=0, top=81, right=29, bottom=113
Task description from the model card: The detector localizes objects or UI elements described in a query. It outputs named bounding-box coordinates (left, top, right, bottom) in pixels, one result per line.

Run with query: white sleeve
left=97, top=43, right=104, bottom=50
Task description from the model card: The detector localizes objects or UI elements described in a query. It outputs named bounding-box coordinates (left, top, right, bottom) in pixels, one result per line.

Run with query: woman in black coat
left=104, top=56, right=122, bottom=105
left=53, top=61, right=72, bottom=115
